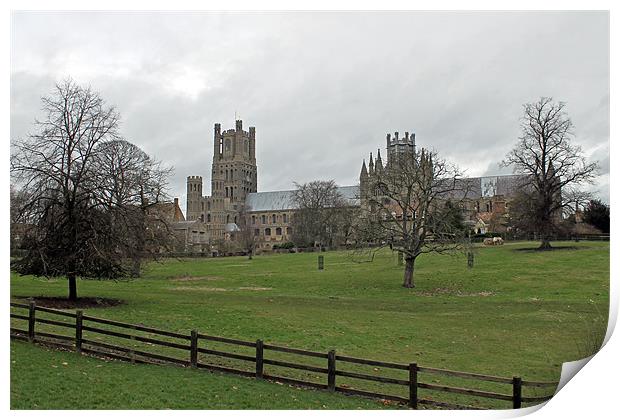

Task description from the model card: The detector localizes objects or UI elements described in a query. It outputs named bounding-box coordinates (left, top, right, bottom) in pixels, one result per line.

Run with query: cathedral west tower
left=186, top=119, right=257, bottom=241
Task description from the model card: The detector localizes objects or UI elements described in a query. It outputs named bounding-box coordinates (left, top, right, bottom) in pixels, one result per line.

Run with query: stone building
left=186, top=120, right=258, bottom=242
left=358, top=130, right=526, bottom=234
left=186, top=120, right=360, bottom=251
left=148, top=197, right=209, bottom=252
left=244, top=186, right=359, bottom=251
left=186, top=121, right=529, bottom=252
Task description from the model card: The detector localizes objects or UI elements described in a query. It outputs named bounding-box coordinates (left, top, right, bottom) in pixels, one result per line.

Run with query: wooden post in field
left=409, top=363, right=418, bottom=409
left=467, top=251, right=474, bottom=268
left=512, top=376, right=522, bottom=409
left=318, top=255, right=324, bottom=270
left=398, top=252, right=403, bottom=266
left=327, top=350, right=336, bottom=391
left=255, top=339, right=264, bottom=379
left=190, top=330, right=198, bottom=368
left=75, top=310, right=83, bottom=353
left=28, top=300, right=36, bottom=343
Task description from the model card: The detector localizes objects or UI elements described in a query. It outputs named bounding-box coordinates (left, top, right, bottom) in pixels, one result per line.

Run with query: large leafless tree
left=10, top=79, right=172, bottom=299
left=354, top=149, right=470, bottom=288
left=291, top=180, right=354, bottom=248
left=94, top=139, right=173, bottom=276
left=502, top=97, right=598, bottom=249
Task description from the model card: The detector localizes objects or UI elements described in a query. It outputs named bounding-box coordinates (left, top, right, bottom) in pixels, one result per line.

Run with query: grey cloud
left=10, top=11, right=609, bottom=213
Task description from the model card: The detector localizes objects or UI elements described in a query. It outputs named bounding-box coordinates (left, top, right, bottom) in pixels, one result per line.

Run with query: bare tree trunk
left=131, top=258, right=141, bottom=277
left=248, top=249, right=253, bottom=260
left=68, top=273, right=77, bottom=300
left=402, top=256, right=415, bottom=288
left=132, top=210, right=146, bottom=277
left=539, top=238, right=552, bottom=250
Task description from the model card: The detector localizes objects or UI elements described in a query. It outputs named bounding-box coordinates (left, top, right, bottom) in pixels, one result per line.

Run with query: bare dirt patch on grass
left=415, top=288, right=495, bottom=297
left=11, top=296, right=124, bottom=309
left=170, top=286, right=273, bottom=292
left=168, top=275, right=222, bottom=282
left=170, top=287, right=229, bottom=292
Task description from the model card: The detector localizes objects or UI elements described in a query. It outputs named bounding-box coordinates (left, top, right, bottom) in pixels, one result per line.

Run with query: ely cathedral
left=184, top=119, right=522, bottom=252
left=186, top=120, right=258, bottom=241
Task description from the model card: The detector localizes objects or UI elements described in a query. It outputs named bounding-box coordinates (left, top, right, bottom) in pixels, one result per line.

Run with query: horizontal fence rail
left=10, top=301, right=558, bottom=410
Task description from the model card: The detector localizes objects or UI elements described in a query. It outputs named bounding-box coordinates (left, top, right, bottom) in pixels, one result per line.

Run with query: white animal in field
left=483, top=237, right=504, bottom=245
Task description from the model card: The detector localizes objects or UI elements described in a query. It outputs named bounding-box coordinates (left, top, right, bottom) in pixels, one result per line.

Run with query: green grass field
left=10, top=341, right=391, bottom=409
left=10, top=241, right=609, bottom=409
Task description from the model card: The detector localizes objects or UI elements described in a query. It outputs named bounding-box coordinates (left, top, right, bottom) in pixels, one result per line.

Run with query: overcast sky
left=10, top=11, right=610, bottom=213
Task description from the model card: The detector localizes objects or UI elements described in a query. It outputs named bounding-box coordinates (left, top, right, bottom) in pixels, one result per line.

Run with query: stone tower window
left=265, top=228, right=271, bottom=236
left=272, top=214, right=276, bottom=223
left=276, top=227, right=282, bottom=236
left=207, top=214, right=211, bottom=222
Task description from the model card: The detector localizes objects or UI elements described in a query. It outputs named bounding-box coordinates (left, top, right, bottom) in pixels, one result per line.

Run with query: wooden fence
left=10, top=301, right=557, bottom=410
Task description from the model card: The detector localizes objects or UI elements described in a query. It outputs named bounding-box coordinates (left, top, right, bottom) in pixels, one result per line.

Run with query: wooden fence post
left=256, top=339, right=264, bottom=379
left=318, top=255, right=324, bottom=270
left=409, top=363, right=418, bottom=409
left=512, top=376, right=522, bottom=409
left=75, top=310, right=83, bottom=353
left=327, top=350, right=336, bottom=391
left=467, top=251, right=474, bottom=269
left=28, top=300, right=36, bottom=343
left=190, top=330, right=198, bottom=368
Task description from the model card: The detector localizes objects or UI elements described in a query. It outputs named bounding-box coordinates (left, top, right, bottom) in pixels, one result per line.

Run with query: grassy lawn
left=10, top=241, right=609, bottom=409
left=10, top=341, right=389, bottom=409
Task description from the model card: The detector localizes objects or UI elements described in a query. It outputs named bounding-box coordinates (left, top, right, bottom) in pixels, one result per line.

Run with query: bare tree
left=10, top=184, right=34, bottom=252
left=10, top=79, right=171, bottom=299
left=354, top=149, right=470, bottom=288
left=291, top=180, right=350, bottom=248
left=502, top=97, right=598, bottom=249
left=94, top=139, right=174, bottom=276
left=235, top=205, right=262, bottom=259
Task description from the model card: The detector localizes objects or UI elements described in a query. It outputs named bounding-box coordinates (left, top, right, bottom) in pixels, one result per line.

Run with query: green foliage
left=436, top=200, right=467, bottom=234
left=583, top=199, right=610, bottom=234
left=273, top=242, right=295, bottom=250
